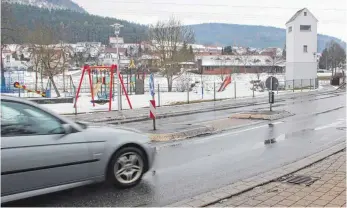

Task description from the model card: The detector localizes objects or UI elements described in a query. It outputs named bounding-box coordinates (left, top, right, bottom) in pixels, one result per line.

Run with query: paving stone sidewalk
left=213, top=150, right=346, bottom=207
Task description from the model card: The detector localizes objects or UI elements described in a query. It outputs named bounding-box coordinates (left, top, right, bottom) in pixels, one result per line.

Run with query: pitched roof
left=286, top=8, right=318, bottom=25
left=286, top=8, right=306, bottom=24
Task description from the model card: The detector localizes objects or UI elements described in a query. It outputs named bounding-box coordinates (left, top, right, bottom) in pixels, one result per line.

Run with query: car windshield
left=1, top=101, right=65, bottom=136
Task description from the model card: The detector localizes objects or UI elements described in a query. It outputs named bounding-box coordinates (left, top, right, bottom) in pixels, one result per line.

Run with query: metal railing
left=2, top=76, right=323, bottom=109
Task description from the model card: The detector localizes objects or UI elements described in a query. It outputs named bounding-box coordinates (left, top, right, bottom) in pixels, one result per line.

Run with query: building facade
left=197, top=55, right=284, bottom=75
left=285, top=8, right=318, bottom=88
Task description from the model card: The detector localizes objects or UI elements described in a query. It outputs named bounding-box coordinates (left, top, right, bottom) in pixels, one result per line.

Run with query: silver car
left=1, top=95, right=156, bottom=203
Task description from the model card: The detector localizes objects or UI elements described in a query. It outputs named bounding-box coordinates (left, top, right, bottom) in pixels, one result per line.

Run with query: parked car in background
left=1, top=95, right=156, bottom=203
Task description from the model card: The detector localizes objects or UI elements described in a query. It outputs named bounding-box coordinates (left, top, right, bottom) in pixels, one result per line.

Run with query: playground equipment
left=1, top=71, right=25, bottom=93
left=13, top=82, right=47, bottom=97
left=91, top=69, right=114, bottom=100
left=218, top=75, right=232, bottom=92
left=74, top=65, right=133, bottom=111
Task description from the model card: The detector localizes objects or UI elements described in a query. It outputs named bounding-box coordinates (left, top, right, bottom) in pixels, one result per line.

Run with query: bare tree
left=216, top=55, right=227, bottom=81
left=149, top=17, right=195, bottom=92
left=27, top=23, right=52, bottom=92
left=326, top=40, right=346, bottom=76
left=254, top=65, right=262, bottom=80
left=1, top=3, right=18, bottom=87
left=269, top=54, right=282, bottom=75
left=28, top=27, right=44, bottom=91
left=233, top=48, right=246, bottom=74
left=174, top=72, right=192, bottom=92
left=241, top=55, right=250, bottom=74
left=32, top=24, right=64, bottom=97
left=30, top=48, right=42, bottom=91
left=41, top=45, right=71, bottom=97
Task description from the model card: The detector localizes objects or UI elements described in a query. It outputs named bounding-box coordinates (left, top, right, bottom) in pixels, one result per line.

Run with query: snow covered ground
left=2, top=71, right=326, bottom=115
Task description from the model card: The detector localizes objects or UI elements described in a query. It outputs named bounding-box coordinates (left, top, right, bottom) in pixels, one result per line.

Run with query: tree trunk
left=63, top=68, right=66, bottom=92
left=35, top=66, right=38, bottom=91
left=167, top=76, right=173, bottom=92
left=40, top=63, right=44, bottom=91
left=49, top=76, right=60, bottom=97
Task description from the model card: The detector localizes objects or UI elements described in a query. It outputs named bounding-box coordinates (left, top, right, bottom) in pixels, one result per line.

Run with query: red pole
left=88, top=66, right=95, bottom=107
left=74, top=66, right=86, bottom=108
left=117, top=68, right=133, bottom=109
left=109, top=65, right=115, bottom=111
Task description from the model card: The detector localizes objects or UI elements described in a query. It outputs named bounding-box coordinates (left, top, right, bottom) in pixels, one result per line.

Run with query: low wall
left=28, top=97, right=74, bottom=104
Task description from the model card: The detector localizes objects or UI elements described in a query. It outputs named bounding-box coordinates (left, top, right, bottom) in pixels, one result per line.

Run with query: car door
left=1, top=100, right=93, bottom=196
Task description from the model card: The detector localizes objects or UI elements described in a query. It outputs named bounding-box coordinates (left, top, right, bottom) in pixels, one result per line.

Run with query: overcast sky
left=72, top=0, right=346, bottom=41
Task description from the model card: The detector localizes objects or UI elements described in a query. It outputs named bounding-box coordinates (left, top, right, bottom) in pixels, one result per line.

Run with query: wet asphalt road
left=4, top=90, right=346, bottom=207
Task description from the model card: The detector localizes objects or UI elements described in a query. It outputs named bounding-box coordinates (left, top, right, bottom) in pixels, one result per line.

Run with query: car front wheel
left=108, top=147, right=145, bottom=188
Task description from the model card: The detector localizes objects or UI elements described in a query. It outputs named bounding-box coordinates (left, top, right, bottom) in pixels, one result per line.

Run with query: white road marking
left=154, top=121, right=285, bottom=150
left=192, top=121, right=284, bottom=144
left=314, top=121, right=344, bottom=131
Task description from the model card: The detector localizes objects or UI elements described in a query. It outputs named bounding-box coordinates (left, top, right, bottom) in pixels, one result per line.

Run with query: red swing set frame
left=74, top=64, right=133, bottom=111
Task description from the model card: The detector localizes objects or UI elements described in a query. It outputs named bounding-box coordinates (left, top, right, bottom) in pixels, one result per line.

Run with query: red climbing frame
left=74, top=64, right=133, bottom=111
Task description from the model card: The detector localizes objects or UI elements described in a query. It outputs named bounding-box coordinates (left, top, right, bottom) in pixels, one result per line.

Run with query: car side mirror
left=62, top=124, right=73, bottom=135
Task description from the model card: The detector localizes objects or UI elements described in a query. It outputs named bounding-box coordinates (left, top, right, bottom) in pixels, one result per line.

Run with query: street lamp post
left=111, top=23, right=123, bottom=111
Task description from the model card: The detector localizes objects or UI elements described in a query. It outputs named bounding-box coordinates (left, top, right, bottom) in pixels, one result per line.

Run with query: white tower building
left=285, top=8, right=318, bottom=89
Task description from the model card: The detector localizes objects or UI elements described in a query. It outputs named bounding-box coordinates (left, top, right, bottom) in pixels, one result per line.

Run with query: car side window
left=1, top=101, right=65, bottom=137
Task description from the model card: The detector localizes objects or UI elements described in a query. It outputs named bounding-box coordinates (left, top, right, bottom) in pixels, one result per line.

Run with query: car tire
left=107, top=147, right=146, bottom=188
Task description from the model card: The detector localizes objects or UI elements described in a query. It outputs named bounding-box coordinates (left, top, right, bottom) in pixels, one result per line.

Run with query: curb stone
left=149, top=120, right=265, bottom=142
left=166, top=141, right=346, bottom=207
left=152, top=121, right=264, bottom=150
left=64, top=90, right=332, bottom=123
left=149, top=126, right=216, bottom=142
left=230, top=110, right=295, bottom=121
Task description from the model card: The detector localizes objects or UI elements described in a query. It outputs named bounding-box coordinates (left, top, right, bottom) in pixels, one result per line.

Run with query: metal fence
left=2, top=76, right=322, bottom=109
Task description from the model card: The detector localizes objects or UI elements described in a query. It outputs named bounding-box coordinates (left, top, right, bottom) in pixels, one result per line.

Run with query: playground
left=41, top=71, right=292, bottom=114
left=3, top=67, right=323, bottom=115
left=0, top=70, right=77, bottom=98
left=74, top=65, right=133, bottom=111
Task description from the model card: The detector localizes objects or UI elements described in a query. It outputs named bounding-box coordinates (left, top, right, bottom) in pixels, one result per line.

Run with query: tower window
left=304, top=12, right=307, bottom=16
left=303, top=45, right=308, bottom=53
left=300, top=25, right=311, bottom=31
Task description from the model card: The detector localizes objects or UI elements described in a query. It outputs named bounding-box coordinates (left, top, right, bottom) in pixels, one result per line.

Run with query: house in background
left=196, top=55, right=284, bottom=75
left=1, top=44, right=30, bottom=71
left=98, top=47, right=130, bottom=68
left=285, top=8, right=318, bottom=88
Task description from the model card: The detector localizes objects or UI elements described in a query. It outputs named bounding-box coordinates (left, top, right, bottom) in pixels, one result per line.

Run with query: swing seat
left=90, top=100, right=109, bottom=105
left=97, top=91, right=114, bottom=100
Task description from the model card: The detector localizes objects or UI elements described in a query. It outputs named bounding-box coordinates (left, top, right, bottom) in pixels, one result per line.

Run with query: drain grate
left=278, top=174, right=320, bottom=186
left=337, top=127, right=346, bottom=131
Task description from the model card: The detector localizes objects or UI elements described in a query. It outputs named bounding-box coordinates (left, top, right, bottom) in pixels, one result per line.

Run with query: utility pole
left=110, top=23, right=123, bottom=111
